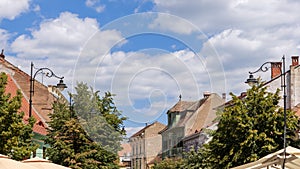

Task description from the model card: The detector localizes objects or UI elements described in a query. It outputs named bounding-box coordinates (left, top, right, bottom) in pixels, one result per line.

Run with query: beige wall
left=130, top=122, right=165, bottom=169
left=266, top=65, right=300, bottom=109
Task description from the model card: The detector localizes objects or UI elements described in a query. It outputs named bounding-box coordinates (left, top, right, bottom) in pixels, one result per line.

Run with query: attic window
left=37, top=121, right=45, bottom=127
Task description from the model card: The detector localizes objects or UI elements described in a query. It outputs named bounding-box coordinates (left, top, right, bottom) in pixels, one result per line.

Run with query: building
left=242, top=56, right=300, bottom=116
left=264, top=56, right=300, bottom=112
left=0, top=51, right=67, bottom=158
left=118, top=142, right=132, bottom=169
left=129, top=122, right=166, bottom=169
left=160, top=93, right=224, bottom=159
left=182, top=122, right=218, bottom=153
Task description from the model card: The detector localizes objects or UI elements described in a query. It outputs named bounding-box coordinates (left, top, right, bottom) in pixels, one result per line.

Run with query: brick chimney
left=291, top=56, right=299, bottom=66
left=203, top=91, right=211, bottom=98
left=271, top=62, right=282, bottom=78
left=222, top=93, right=226, bottom=100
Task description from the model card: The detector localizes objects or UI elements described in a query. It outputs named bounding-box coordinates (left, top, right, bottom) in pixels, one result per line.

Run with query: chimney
left=271, top=62, right=282, bottom=78
left=291, top=56, right=299, bottom=66
left=222, top=93, right=226, bottom=100
left=0, top=49, right=5, bottom=59
left=203, top=91, right=211, bottom=98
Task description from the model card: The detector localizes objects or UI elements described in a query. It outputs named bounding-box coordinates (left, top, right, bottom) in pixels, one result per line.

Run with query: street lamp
left=29, top=62, right=67, bottom=117
left=245, top=56, right=287, bottom=168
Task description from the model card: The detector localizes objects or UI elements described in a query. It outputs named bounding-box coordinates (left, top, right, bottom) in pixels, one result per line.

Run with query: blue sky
left=2, top=0, right=300, bottom=136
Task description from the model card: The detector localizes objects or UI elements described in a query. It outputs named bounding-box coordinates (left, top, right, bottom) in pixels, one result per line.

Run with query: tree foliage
left=205, top=81, right=300, bottom=168
left=152, top=158, right=183, bottom=169
left=73, top=82, right=126, bottom=153
left=0, top=72, right=37, bottom=160
left=46, top=82, right=126, bottom=168
left=46, top=101, right=118, bottom=169
left=181, top=147, right=211, bottom=169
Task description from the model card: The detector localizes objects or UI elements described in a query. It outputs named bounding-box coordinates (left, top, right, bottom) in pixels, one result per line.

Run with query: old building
left=245, top=56, right=300, bottom=115
left=160, top=93, right=224, bottom=159
left=118, top=142, right=132, bottom=169
left=129, top=122, right=166, bottom=169
left=0, top=51, right=67, bottom=158
left=182, top=122, right=218, bottom=152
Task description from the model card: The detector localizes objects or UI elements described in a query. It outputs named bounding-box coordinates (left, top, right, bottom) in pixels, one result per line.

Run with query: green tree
left=73, top=82, right=126, bottom=153
left=46, top=82, right=126, bottom=168
left=152, top=158, right=183, bottom=169
left=0, top=72, right=37, bottom=160
left=46, top=101, right=118, bottom=169
left=181, top=147, right=211, bottom=169
left=205, top=81, right=299, bottom=168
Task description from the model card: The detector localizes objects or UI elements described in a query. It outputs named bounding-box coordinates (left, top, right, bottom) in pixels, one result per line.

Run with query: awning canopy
left=23, top=157, right=71, bottom=169
left=232, top=146, right=300, bottom=169
left=0, top=154, right=39, bottom=169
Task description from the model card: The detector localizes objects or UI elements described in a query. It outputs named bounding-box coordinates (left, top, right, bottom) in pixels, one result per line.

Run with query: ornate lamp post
left=29, top=62, right=67, bottom=117
left=245, top=56, right=287, bottom=168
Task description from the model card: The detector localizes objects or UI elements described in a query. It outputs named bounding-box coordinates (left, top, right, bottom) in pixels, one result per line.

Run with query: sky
left=2, top=0, right=300, bottom=137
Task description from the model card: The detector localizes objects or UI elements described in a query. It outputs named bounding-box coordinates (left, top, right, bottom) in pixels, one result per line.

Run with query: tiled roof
left=292, top=103, right=300, bottom=117
left=130, top=121, right=165, bottom=138
left=162, top=93, right=224, bottom=136
left=0, top=57, right=63, bottom=135
left=168, top=100, right=201, bottom=113
left=166, top=98, right=207, bottom=129
left=6, top=74, right=47, bottom=135
left=118, top=143, right=131, bottom=157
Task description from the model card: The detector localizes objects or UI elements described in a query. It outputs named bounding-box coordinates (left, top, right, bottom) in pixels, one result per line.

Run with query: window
left=140, top=142, right=142, bottom=154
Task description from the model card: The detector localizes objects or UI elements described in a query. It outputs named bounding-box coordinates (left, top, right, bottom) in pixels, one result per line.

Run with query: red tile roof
left=0, top=57, right=64, bottom=136
left=6, top=74, right=47, bottom=135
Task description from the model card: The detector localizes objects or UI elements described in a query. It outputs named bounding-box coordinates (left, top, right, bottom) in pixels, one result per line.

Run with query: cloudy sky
left=2, top=0, right=300, bottom=137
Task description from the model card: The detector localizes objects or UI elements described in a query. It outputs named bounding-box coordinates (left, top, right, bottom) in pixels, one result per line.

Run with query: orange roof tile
left=6, top=74, right=47, bottom=135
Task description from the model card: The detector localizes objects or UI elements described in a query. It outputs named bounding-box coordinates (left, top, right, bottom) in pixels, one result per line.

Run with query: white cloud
left=9, top=12, right=125, bottom=95
left=85, top=0, right=105, bottom=13
left=11, top=12, right=100, bottom=60
left=81, top=48, right=224, bottom=123
left=125, top=126, right=143, bottom=138
left=153, top=0, right=300, bottom=33
left=9, top=1, right=300, bottom=126
left=85, top=0, right=97, bottom=7
left=151, top=0, right=300, bottom=94
left=0, top=29, right=10, bottom=50
left=200, top=26, right=300, bottom=94
left=149, top=14, right=197, bottom=35
left=95, top=5, right=105, bottom=13
left=33, top=4, right=40, bottom=12
left=0, top=0, right=30, bottom=20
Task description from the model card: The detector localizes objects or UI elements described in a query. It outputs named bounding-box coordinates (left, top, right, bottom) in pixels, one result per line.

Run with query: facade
left=160, top=93, right=224, bottom=159
left=0, top=51, right=66, bottom=158
left=129, top=122, right=166, bottom=169
left=118, top=143, right=132, bottom=169
left=247, top=56, right=300, bottom=115
left=182, top=122, right=218, bottom=152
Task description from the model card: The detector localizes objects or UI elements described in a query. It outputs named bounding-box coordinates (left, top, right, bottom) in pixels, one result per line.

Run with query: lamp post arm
left=32, top=67, right=64, bottom=95
left=29, top=62, right=65, bottom=117
left=33, top=67, right=64, bottom=80
left=249, top=61, right=273, bottom=75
